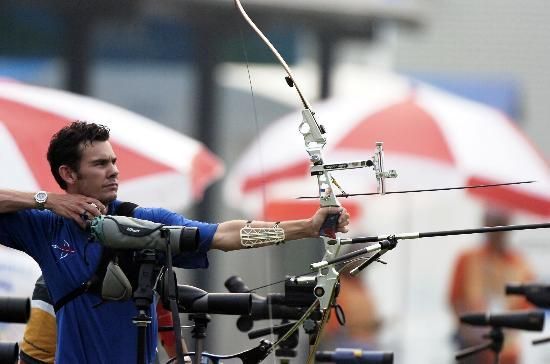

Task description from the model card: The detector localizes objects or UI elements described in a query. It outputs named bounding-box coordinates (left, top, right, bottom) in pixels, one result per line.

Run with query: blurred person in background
left=18, top=276, right=55, bottom=364
left=448, top=208, right=534, bottom=364
left=320, top=244, right=382, bottom=351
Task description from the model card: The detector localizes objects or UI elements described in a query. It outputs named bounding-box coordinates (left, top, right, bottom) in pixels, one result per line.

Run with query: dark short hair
left=47, top=121, right=110, bottom=190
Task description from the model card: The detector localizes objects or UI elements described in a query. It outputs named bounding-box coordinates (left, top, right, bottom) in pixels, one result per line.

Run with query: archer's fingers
left=338, top=209, right=349, bottom=223
left=69, top=212, right=88, bottom=229
left=337, top=227, right=349, bottom=233
left=81, top=202, right=102, bottom=218
left=338, top=210, right=350, bottom=226
left=320, top=206, right=341, bottom=213
left=86, top=199, right=106, bottom=214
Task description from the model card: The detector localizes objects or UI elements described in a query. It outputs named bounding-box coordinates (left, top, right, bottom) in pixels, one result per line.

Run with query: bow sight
left=310, top=142, right=398, bottom=196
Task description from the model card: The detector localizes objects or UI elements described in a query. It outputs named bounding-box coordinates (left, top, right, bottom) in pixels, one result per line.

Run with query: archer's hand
left=311, top=207, right=350, bottom=237
left=45, top=193, right=106, bottom=229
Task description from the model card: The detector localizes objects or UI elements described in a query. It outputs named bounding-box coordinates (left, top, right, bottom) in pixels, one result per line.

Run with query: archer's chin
left=103, top=191, right=118, bottom=204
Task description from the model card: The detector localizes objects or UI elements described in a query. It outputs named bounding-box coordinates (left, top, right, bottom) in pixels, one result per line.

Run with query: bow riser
left=300, top=108, right=342, bottom=311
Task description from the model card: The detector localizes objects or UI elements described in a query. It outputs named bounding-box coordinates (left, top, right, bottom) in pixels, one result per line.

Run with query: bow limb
left=234, top=0, right=311, bottom=110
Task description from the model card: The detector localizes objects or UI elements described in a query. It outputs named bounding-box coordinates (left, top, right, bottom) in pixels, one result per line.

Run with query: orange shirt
left=449, top=245, right=534, bottom=364
left=324, top=276, right=380, bottom=346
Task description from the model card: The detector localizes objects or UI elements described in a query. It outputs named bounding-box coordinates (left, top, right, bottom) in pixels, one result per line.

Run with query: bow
left=233, top=1, right=397, bottom=361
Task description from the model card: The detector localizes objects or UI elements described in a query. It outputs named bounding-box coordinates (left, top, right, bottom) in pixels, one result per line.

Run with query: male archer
left=0, top=121, right=350, bottom=363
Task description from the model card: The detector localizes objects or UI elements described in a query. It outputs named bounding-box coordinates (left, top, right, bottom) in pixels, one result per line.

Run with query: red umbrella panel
left=0, top=80, right=224, bottom=211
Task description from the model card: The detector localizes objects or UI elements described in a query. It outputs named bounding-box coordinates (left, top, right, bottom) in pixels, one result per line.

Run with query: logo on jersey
left=51, top=240, right=76, bottom=261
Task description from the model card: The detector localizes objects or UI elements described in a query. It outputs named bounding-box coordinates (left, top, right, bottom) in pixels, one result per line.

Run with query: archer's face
left=71, top=141, right=119, bottom=203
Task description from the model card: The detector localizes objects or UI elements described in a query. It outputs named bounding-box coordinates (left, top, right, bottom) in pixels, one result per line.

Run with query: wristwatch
left=34, top=191, right=48, bottom=210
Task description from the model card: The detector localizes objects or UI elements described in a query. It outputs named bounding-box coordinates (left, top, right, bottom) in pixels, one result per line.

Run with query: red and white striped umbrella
left=0, top=79, right=224, bottom=210
left=224, top=80, right=550, bottom=222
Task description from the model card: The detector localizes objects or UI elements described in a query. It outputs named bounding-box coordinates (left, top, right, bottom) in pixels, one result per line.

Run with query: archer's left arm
left=211, top=207, right=350, bottom=252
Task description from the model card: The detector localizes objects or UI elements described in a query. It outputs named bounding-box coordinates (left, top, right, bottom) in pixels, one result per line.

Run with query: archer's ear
left=58, top=165, right=78, bottom=186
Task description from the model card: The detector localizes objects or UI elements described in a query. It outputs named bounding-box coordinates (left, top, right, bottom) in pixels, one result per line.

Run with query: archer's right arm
left=0, top=189, right=106, bottom=228
left=0, top=190, right=38, bottom=212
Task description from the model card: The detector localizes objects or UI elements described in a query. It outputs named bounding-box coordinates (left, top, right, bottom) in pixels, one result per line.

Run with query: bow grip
left=319, top=211, right=340, bottom=239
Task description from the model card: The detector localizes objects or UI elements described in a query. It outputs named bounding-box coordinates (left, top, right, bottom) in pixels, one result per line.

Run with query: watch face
left=35, top=191, right=48, bottom=203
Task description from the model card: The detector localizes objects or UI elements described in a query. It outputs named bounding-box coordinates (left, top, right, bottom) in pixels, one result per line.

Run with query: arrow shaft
left=297, top=180, right=535, bottom=199
left=348, top=222, right=550, bottom=243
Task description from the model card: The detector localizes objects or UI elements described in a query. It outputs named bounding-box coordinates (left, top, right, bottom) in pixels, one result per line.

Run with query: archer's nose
left=108, top=163, right=119, bottom=179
